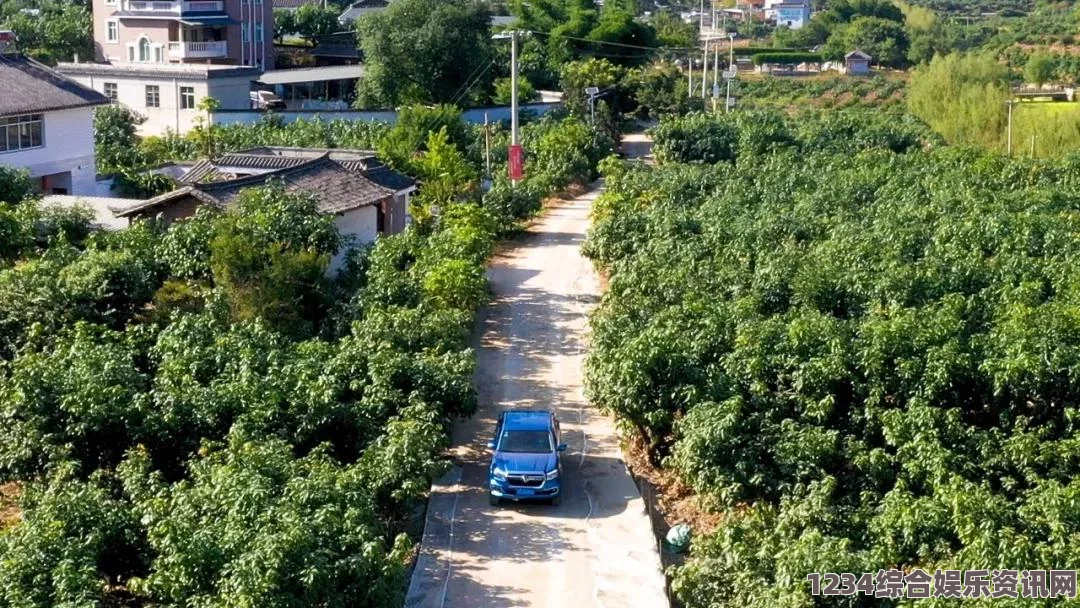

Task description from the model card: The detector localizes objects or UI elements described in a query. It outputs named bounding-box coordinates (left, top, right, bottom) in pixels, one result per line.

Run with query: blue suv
left=487, top=410, right=567, bottom=506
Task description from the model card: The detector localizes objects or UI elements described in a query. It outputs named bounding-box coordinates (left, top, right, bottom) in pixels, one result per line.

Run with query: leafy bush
left=585, top=132, right=1080, bottom=607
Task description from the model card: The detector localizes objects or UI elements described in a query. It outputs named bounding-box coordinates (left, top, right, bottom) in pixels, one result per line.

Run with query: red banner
left=508, top=144, right=524, bottom=180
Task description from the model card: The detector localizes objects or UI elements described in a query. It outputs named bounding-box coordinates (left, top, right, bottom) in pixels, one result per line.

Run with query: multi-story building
left=57, top=0, right=272, bottom=134
left=90, top=0, right=272, bottom=67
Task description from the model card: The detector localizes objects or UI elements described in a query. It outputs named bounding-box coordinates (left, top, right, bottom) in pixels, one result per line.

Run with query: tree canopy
left=355, top=0, right=494, bottom=107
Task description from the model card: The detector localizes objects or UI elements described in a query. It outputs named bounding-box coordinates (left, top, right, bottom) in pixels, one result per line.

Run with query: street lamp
left=586, top=86, right=608, bottom=125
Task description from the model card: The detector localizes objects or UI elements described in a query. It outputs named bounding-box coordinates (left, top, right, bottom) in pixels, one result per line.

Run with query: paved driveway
left=405, top=185, right=668, bottom=608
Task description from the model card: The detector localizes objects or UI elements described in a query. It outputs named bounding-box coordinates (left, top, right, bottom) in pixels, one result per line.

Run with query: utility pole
left=713, top=40, right=719, bottom=86
left=688, top=52, right=693, bottom=97
left=1006, top=98, right=1015, bottom=157
left=511, top=30, right=519, bottom=151
left=510, top=30, right=520, bottom=184
left=725, top=33, right=735, bottom=113
left=484, top=112, right=491, bottom=179
left=702, top=40, right=708, bottom=97
left=1030, top=134, right=1037, bottom=157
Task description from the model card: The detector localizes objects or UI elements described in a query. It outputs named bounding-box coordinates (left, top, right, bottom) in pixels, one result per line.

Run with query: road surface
left=405, top=185, right=669, bottom=608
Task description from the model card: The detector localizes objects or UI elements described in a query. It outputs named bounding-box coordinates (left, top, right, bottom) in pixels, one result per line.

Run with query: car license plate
left=517, top=488, right=535, bottom=496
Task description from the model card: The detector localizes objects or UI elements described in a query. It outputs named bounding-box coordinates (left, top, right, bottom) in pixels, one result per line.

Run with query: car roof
left=500, top=410, right=554, bottom=431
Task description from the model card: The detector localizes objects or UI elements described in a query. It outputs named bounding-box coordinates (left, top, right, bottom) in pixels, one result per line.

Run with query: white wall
left=67, top=72, right=256, bottom=135
left=329, top=205, right=378, bottom=274
left=0, top=107, right=98, bottom=196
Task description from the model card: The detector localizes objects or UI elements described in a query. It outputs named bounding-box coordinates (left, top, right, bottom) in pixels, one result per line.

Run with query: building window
left=0, top=114, right=44, bottom=153
left=138, top=36, right=151, bottom=62
left=241, top=23, right=249, bottom=43
left=255, top=23, right=263, bottom=43
left=145, top=85, right=160, bottom=108
left=180, top=86, right=195, bottom=109
left=153, top=45, right=163, bottom=63
left=106, top=20, right=118, bottom=43
left=105, top=0, right=116, bottom=5
left=127, top=45, right=135, bottom=62
left=104, top=82, right=118, bottom=100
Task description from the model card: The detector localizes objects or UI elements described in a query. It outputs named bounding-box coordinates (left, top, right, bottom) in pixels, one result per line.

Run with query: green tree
left=93, top=104, right=145, bottom=173
left=273, top=8, right=297, bottom=41
left=0, top=167, right=33, bottom=204
left=825, top=16, right=909, bottom=67
left=908, top=52, right=1010, bottom=149
left=1, top=0, right=93, bottom=64
left=356, top=0, right=494, bottom=107
left=560, top=57, right=626, bottom=117
left=293, top=3, right=341, bottom=44
left=209, top=183, right=340, bottom=338
left=0, top=468, right=146, bottom=607
left=649, top=9, right=696, bottom=48
left=1025, top=50, right=1055, bottom=87
left=493, top=76, right=538, bottom=105
left=118, top=438, right=412, bottom=608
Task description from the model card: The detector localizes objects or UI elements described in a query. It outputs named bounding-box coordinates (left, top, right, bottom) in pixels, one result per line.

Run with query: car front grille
left=506, top=474, right=545, bottom=487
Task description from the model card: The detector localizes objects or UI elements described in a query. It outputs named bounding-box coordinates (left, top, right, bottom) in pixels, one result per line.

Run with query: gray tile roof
left=0, top=53, right=110, bottom=118
left=119, top=154, right=397, bottom=217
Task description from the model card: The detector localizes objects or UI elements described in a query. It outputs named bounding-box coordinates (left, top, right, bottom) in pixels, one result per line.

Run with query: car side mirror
left=557, top=444, right=567, bottom=452
left=487, top=441, right=496, bottom=450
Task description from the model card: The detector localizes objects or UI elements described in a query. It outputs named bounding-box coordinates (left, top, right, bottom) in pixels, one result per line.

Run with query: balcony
left=183, top=1, right=225, bottom=12
left=168, top=40, right=228, bottom=59
left=121, top=0, right=225, bottom=13
left=125, top=0, right=180, bottom=12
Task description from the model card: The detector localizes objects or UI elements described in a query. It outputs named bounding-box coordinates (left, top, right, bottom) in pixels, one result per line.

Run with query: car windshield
left=498, top=430, right=553, bottom=453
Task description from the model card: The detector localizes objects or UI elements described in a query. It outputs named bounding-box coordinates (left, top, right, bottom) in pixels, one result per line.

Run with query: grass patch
left=1013, top=101, right=1080, bottom=157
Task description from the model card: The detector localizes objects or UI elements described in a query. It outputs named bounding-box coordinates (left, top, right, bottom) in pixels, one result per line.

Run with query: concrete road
left=405, top=186, right=669, bottom=608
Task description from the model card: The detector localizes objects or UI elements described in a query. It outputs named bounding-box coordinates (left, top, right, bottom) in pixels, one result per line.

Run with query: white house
left=56, top=62, right=261, bottom=135
left=0, top=53, right=110, bottom=196
left=766, top=0, right=810, bottom=29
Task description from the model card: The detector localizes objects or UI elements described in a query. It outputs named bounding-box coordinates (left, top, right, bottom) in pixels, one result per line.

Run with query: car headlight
left=492, top=467, right=507, bottom=480
left=545, top=469, right=560, bottom=480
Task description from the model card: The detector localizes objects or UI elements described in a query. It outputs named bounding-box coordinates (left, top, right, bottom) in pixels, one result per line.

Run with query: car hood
left=493, top=452, right=557, bottom=473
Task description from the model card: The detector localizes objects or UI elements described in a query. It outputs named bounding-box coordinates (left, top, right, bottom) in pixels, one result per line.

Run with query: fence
left=210, top=102, right=563, bottom=127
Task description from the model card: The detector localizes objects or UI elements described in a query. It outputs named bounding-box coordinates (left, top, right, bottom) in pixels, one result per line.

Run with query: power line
left=448, top=52, right=494, bottom=105
left=452, top=60, right=496, bottom=106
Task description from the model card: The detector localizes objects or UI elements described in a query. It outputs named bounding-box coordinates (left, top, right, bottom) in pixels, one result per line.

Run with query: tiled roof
left=118, top=154, right=397, bottom=217
left=229, top=147, right=416, bottom=191
left=201, top=156, right=395, bottom=213
left=0, top=53, right=110, bottom=118
left=361, top=166, right=416, bottom=191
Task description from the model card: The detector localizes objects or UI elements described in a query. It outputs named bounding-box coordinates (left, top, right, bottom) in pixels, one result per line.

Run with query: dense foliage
left=0, top=0, right=93, bottom=65
left=586, top=110, right=1080, bottom=607
left=0, top=110, right=612, bottom=605
left=648, top=110, right=935, bottom=165
left=354, top=0, right=495, bottom=107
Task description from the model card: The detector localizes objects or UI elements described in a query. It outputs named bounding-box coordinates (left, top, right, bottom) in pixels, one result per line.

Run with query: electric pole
left=484, top=112, right=491, bottom=179
left=511, top=30, right=519, bottom=151
left=702, top=40, right=708, bottom=97
left=1006, top=98, right=1015, bottom=157
left=688, top=52, right=693, bottom=97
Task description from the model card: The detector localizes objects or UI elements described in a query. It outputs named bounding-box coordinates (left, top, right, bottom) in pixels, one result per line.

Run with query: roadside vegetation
left=0, top=100, right=613, bottom=605
left=586, top=109, right=1080, bottom=607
